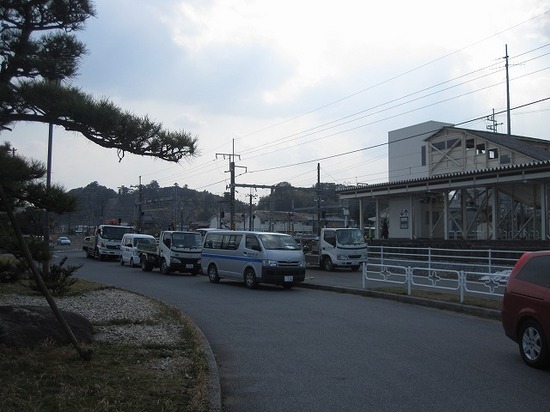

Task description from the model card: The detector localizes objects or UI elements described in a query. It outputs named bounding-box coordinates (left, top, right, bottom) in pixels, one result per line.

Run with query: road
left=59, top=249, right=550, bottom=412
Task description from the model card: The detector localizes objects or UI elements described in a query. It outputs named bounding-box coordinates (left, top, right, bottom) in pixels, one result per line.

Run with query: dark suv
left=502, top=251, right=550, bottom=368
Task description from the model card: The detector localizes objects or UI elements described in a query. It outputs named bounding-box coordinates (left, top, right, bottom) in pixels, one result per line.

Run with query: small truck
left=302, top=227, right=368, bottom=271
left=137, top=230, right=203, bottom=275
left=83, top=224, right=134, bottom=261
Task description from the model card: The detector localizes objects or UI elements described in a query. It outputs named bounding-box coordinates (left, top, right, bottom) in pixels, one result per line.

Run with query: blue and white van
left=201, top=231, right=306, bottom=289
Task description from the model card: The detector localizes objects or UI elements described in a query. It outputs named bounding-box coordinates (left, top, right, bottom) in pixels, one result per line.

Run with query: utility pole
left=234, top=183, right=275, bottom=230
left=505, top=44, right=511, bottom=135
left=486, top=109, right=502, bottom=133
left=317, top=163, right=321, bottom=236
left=216, top=140, right=244, bottom=230
left=131, top=176, right=143, bottom=232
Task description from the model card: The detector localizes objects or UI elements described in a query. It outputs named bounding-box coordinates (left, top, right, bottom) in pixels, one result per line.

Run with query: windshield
left=258, top=234, right=301, bottom=250
left=101, top=226, right=133, bottom=240
left=172, top=233, right=203, bottom=248
left=336, top=229, right=365, bottom=245
left=135, top=237, right=156, bottom=247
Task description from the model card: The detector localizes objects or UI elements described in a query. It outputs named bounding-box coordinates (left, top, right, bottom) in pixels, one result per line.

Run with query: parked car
left=502, top=251, right=550, bottom=368
left=56, top=236, right=71, bottom=246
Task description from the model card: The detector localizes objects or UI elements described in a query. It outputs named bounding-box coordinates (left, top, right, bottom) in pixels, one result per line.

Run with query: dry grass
left=0, top=280, right=211, bottom=412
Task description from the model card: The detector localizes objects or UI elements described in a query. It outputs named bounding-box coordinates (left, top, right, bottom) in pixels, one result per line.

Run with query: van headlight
left=263, top=259, right=278, bottom=267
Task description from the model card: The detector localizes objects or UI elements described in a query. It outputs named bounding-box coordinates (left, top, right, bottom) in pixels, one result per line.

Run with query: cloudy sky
left=4, top=0, right=550, bottom=203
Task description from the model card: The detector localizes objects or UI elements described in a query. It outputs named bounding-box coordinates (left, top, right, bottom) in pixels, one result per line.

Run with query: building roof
left=338, top=160, right=550, bottom=198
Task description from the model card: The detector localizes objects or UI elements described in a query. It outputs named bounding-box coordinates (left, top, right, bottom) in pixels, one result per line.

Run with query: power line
left=245, top=97, right=550, bottom=175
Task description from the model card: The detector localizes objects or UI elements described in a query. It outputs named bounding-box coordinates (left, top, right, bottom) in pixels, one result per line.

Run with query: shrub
left=0, top=257, right=26, bottom=283
left=29, top=256, right=81, bottom=296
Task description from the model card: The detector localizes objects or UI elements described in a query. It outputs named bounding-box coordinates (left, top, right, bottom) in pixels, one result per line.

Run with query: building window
left=488, top=148, right=498, bottom=159
left=466, top=139, right=475, bottom=150
left=421, top=146, right=426, bottom=166
left=432, top=141, right=446, bottom=151
left=447, top=138, right=461, bottom=149
left=476, top=143, right=485, bottom=155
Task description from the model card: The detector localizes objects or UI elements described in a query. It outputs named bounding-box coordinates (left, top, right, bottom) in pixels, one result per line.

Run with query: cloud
left=2, top=0, right=549, bottom=204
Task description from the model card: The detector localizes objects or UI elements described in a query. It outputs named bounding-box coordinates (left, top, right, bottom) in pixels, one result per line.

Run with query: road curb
left=296, top=282, right=501, bottom=320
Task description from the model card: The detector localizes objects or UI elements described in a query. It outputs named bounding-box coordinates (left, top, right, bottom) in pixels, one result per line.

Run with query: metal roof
left=338, top=160, right=550, bottom=199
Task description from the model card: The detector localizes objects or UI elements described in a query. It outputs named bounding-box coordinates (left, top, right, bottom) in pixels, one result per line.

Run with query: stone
left=0, top=305, right=94, bottom=348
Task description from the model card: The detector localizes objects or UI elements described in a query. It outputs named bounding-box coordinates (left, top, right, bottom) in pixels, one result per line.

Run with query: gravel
left=0, top=288, right=183, bottom=345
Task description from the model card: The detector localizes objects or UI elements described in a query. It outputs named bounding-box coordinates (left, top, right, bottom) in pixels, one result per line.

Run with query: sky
left=3, top=0, right=550, bottom=204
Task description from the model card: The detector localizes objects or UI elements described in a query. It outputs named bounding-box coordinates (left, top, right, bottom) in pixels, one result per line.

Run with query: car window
left=324, top=231, right=336, bottom=247
left=222, top=234, right=242, bottom=250
left=245, top=235, right=261, bottom=251
left=516, top=255, right=550, bottom=288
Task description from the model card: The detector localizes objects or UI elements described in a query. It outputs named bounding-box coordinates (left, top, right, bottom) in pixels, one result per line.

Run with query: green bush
left=29, top=256, right=81, bottom=296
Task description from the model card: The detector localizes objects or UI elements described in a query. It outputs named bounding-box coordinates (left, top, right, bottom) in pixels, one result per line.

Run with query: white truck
left=137, top=230, right=203, bottom=275
left=303, top=228, right=367, bottom=271
left=83, top=224, right=134, bottom=261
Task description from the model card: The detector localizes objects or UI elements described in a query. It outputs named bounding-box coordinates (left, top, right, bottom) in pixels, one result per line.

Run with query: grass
left=0, top=279, right=211, bottom=412
left=373, top=286, right=503, bottom=311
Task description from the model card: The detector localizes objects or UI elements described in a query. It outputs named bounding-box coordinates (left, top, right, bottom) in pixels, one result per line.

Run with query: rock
left=0, top=305, right=94, bottom=348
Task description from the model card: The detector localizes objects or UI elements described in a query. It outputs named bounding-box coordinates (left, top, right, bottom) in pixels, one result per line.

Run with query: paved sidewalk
left=297, top=268, right=501, bottom=320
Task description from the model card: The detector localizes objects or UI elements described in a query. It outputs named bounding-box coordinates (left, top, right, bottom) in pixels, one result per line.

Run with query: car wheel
left=141, top=257, right=153, bottom=272
left=208, top=264, right=220, bottom=283
left=519, top=319, right=549, bottom=369
left=244, top=268, right=258, bottom=289
left=322, top=256, right=334, bottom=271
left=160, top=259, right=171, bottom=275
left=120, top=256, right=124, bottom=266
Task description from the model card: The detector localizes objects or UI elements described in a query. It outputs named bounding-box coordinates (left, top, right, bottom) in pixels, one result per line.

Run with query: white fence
left=362, top=246, right=525, bottom=303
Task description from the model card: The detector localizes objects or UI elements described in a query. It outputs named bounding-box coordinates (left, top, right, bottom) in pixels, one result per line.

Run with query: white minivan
left=120, top=233, right=157, bottom=267
left=201, top=230, right=306, bottom=289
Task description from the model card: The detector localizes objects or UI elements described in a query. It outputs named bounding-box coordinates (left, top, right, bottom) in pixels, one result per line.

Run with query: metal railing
left=362, top=245, right=525, bottom=303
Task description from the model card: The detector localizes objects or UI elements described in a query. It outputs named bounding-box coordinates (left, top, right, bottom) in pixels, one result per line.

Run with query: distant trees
left=0, top=141, right=76, bottom=271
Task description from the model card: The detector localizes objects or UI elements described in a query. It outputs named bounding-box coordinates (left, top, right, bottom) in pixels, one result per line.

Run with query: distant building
left=207, top=210, right=355, bottom=233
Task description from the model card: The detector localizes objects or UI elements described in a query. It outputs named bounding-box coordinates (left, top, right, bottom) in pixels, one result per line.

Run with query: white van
left=201, top=231, right=306, bottom=289
left=120, top=233, right=157, bottom=267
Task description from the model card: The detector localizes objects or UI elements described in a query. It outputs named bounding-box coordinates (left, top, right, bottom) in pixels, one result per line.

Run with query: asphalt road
left=58, top=248, right=550, bottom=412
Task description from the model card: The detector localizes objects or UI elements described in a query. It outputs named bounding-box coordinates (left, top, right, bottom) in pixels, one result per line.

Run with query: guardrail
left=362, top=246, right=524, bottom=302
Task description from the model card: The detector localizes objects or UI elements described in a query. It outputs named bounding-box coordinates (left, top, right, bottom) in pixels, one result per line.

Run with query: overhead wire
left=147, top=13, right=550, bottom=192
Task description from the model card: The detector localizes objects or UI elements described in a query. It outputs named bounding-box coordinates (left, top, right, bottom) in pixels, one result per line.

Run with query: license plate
left=284, top=276, right=293, bottom=282
left=185, top=264, right=194, bottom=269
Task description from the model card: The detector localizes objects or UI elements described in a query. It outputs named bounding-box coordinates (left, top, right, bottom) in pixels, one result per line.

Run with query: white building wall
left=388, top=121, right=451, bottom=182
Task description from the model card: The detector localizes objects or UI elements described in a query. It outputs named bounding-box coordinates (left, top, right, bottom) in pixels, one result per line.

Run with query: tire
left=519, top=319, right=549, bottom=369
left=120, top=256, right=124, bottom=266
left=141, top=256, right=153, bottom=272
left=208, top=264, right=220, bottom=283
left=244, top=268, right=258, bottom=289
left=160, top=259, right=171, bottom=275
left=322, top=256, right=334, bottom=271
